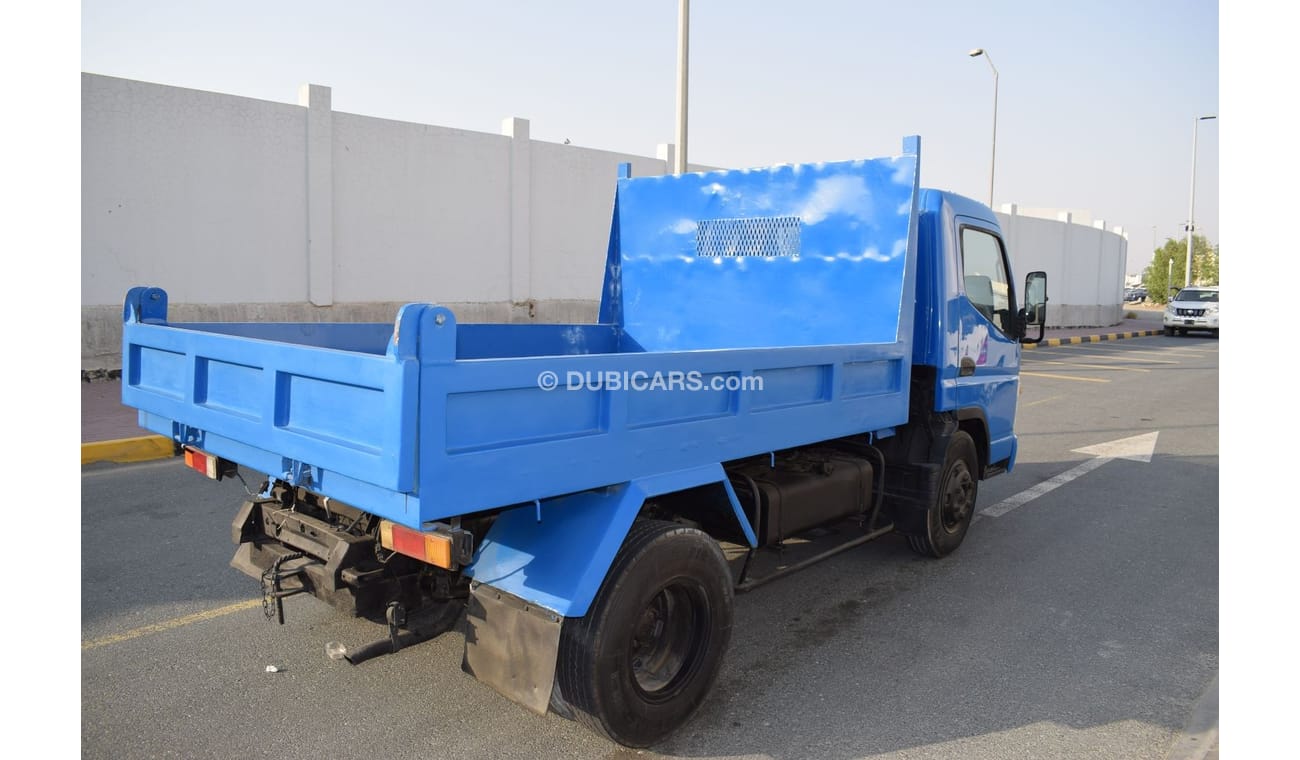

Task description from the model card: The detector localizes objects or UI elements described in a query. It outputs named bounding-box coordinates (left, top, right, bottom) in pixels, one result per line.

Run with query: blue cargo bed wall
left=603, top=143, right=920, bottom=352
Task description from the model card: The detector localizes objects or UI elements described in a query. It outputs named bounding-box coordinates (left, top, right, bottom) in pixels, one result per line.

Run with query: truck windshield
left=1175, top=290, right=1219, bottom=303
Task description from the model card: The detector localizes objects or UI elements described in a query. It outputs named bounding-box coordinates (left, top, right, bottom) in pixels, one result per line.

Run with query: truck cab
left=920, top=189, right=1033, bottom=475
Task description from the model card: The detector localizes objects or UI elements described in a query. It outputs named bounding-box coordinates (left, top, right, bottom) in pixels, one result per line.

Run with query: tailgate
left=121, top=288, right=421, bottom=495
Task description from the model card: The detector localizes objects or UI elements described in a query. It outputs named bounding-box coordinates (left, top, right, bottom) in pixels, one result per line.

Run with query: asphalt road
left=82, top=335, right=1219, bottom=760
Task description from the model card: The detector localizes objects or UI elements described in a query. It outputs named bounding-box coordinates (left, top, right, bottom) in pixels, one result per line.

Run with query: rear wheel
left=555, top=520, right=733, bottom=747
left=908, top=431, right=979, bottom=558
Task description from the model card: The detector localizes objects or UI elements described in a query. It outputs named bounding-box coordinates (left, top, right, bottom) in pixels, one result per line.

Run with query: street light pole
left=969, top=48, right=999, bottom=208
left=674, top=0, right=690, bottom=175
left=1184, top=115, right=1216, bottom=288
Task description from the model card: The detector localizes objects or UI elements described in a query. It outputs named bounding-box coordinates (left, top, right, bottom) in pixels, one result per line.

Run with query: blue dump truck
left=121, top=137, right=1046, bottom=747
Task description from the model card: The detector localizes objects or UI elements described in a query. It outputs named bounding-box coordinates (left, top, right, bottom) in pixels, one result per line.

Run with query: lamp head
left=969, top=48, right=984, bottom=57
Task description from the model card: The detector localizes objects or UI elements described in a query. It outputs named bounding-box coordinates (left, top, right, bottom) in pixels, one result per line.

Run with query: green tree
left=1196, top=241, right=1219, bottom=286
left=1142, top=234, right=1218, bottom=304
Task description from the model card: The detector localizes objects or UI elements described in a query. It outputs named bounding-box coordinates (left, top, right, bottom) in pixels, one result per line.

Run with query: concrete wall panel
left=82, top=74, right=1129, bottom=367
left=332, top=112, right=512, bottom=304
left=82, top=74, right=308, bottom=306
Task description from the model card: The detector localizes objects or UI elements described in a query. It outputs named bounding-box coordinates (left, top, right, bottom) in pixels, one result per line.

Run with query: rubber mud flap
left=461, top=584, right=562, bottom=715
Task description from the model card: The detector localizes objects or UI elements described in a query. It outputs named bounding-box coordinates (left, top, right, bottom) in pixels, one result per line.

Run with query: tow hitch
left=231, top=488, right=471, bottom=663
left=325, top=600, right=458, bottom=665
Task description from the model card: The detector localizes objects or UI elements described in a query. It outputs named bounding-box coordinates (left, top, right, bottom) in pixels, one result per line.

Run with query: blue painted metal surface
left=465, top=464, right=754, bottom=617
left=913, top=190, right=1020, bottom=470
left=601, top=151, right=919, bottom=351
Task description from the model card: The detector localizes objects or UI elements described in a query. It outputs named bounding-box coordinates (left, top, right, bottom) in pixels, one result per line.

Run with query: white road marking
left=981, top=432, right=1159, bottom=517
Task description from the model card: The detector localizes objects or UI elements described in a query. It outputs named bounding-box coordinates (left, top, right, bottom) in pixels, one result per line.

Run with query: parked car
left=1124, top=287, right=1148, bottom=302
left=1163, top=286, right=1219, bottom=336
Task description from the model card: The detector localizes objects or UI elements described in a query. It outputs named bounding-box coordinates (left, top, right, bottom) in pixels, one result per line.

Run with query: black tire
left=1163, top=326, right=1175, bottom=337
left=555, top=520, right=733, bottom=747
left=1177, top=327, right=1187, bottom=336
left=907, top=431, right=979, bottom=558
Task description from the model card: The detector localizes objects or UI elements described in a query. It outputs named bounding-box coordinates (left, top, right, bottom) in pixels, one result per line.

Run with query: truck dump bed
left=122, top=140, right=922, bottom=530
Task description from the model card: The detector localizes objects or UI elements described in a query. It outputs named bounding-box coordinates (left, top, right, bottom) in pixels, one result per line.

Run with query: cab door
left=953, top=218, right=1021, bottom=468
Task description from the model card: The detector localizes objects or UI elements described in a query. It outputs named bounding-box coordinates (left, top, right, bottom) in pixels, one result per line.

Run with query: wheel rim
left=629, top=581, right=710, bottom=702
left=940, top=460, right=975, bottom=533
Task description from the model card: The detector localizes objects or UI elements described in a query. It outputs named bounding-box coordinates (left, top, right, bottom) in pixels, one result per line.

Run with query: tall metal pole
left=1184, top=115, right=1216, bottom=288
left=674, top=0, right=689, bottom=175
left=969, top=49, right=998, bottom=208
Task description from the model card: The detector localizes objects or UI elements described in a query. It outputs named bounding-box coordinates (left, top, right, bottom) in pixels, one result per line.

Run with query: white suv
left=1163, top=286, right=1219, bottom=337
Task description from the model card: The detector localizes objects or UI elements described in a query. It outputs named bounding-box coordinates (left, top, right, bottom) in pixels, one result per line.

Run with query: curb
left=82, top=435, right=177, bottom=465
left=1026, top=329, right=1162, bottom=349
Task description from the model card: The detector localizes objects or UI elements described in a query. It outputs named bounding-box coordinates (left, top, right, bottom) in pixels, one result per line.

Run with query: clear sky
left=80, top=0, right=1218, bottom=276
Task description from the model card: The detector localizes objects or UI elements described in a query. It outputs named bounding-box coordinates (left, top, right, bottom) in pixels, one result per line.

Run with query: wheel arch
left=464, top=464, right=753, bottom=621
left=955, top=407, right=990, bottom=476
left=460, top=464, right=752, bottom=720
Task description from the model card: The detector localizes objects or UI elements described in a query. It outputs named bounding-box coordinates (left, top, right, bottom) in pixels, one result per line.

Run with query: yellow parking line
left=1021, top=394, right=1063, bottom=408
left=1022, top=371, right=1110, bottom=383
left=82, top=599, right=261, bottom=651
left=1025, top=359, right=1150, bottom=373
left=1047, top=350, right=1180, bottom=365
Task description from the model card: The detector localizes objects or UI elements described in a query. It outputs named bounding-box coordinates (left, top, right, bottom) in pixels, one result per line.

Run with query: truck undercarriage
left=226, top=413, right=970, bottom=669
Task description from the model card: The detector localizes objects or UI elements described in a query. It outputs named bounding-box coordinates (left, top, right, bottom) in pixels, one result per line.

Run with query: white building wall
left=997, top=206, right=1128, bottom=327
left=82, top=73, right=1128, bottom=367
left=331, top=112, right=513, bottom=304
left=530, top=141, right=669, bottom=303
left=81, top=74, right=309, bottom=306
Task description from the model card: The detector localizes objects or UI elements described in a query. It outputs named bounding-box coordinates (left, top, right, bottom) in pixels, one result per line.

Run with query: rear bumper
left=230, top=499, right=421, bottom=619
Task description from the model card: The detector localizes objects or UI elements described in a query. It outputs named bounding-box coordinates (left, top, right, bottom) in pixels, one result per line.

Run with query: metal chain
left=261, top=552, right=307, bottom=622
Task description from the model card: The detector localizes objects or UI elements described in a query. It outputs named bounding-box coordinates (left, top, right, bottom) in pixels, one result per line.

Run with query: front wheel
left=908, top=431, right=979, bottom=558
left=555, top=520, right=734, bottom=747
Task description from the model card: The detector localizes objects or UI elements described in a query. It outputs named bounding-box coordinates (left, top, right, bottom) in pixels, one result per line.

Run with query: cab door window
left=961, top=227, right=1014, bottom=335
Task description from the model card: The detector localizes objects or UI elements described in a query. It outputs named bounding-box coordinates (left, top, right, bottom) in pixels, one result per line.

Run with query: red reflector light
left=182, top=447, right=235, bottom=481
left=391, top=526, right=426, bottom=558
left=378, top=520, right=455, bottom=569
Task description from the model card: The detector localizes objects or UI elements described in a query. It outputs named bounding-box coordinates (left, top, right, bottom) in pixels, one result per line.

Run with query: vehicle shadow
left=654, top=451, right=1218, bottom=759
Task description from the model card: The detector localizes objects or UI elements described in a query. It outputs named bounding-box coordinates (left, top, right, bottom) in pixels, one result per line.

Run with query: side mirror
left=1020, top=270, right=1048, bottom=344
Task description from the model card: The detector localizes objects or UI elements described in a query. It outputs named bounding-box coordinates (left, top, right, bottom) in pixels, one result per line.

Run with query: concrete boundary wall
left=997, top=205, right=1127, bottom=328
left=82, top=73, right=1126, bottom=369
left=81, top=73, right=688, bottom=369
